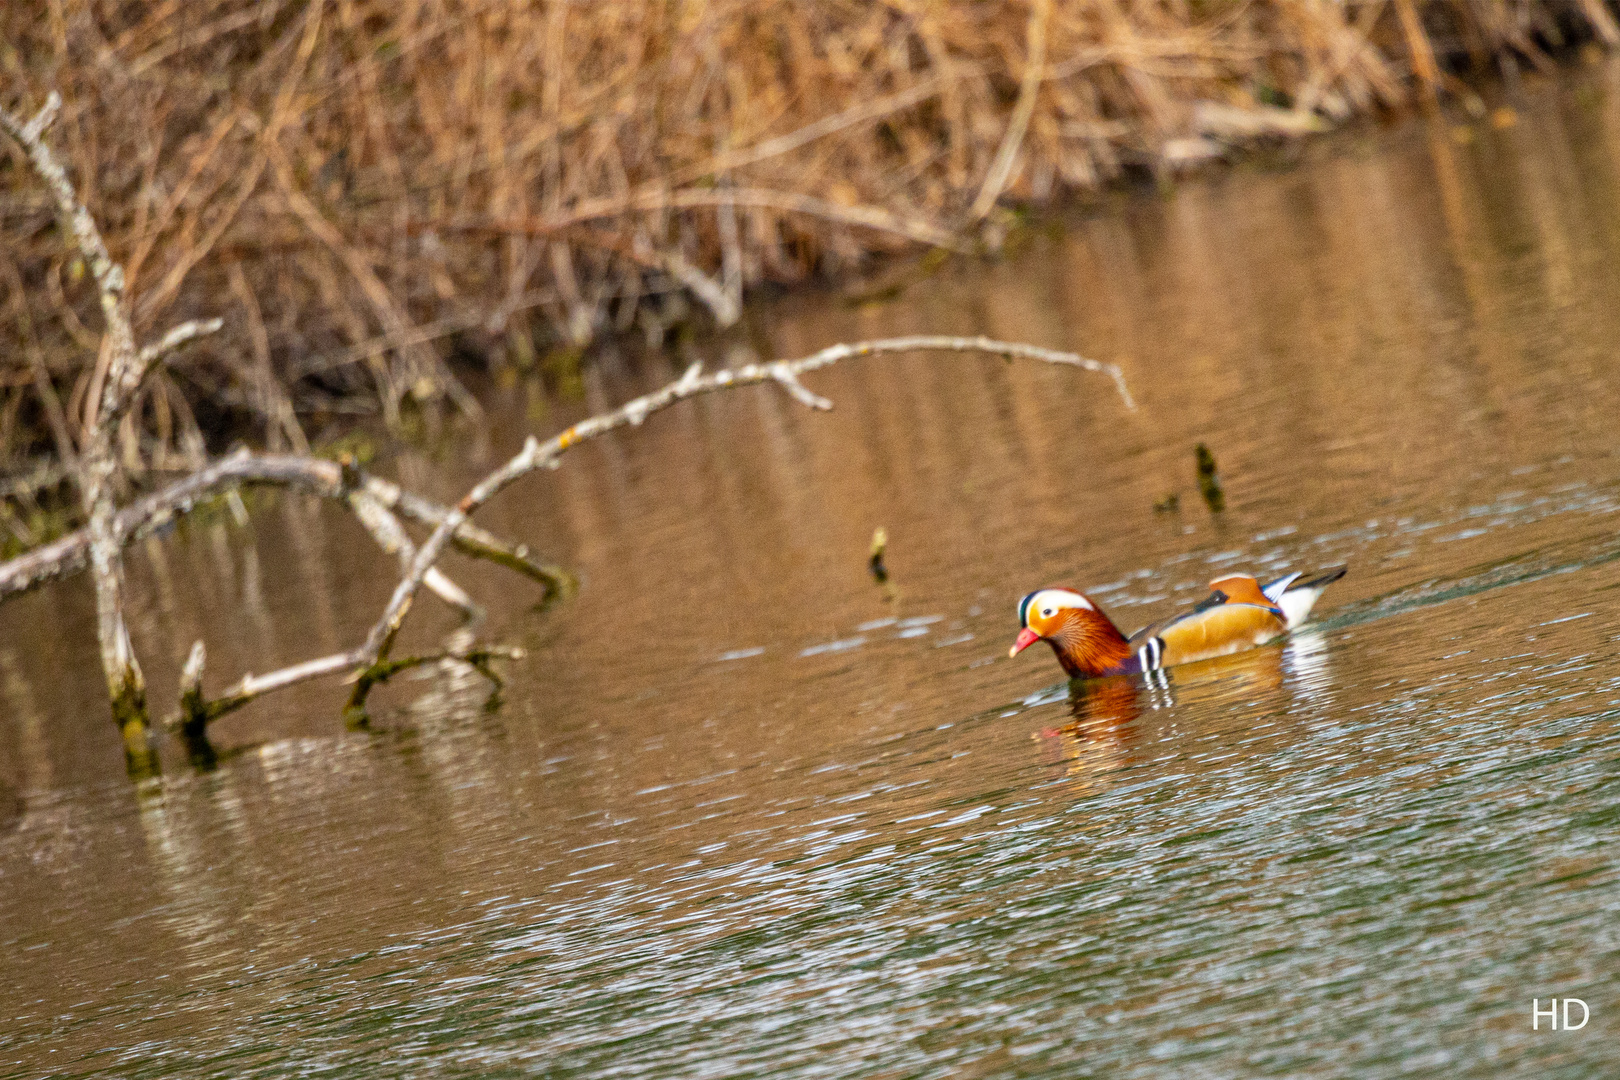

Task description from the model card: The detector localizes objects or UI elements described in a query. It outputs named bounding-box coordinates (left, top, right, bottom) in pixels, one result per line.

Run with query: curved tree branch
left=353, top=335, right=1133, bottom=684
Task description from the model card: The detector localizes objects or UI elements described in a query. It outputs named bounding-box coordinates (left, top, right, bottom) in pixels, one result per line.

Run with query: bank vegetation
left=4, top=1, right=1616, bottom=482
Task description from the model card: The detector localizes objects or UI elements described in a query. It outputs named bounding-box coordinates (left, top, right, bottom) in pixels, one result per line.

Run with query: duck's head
left=1010, top=588, right=1097, bottom=656
left=1010, top=587, right=1132, bottom=678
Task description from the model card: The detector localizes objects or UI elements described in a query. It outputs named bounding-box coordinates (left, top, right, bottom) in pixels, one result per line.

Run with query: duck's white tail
left=1263, top=566, right=1347, bottom=630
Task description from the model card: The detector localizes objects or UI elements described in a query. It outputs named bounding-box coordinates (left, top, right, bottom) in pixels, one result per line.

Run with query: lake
left=3, top=67, right=1619, bottom=1078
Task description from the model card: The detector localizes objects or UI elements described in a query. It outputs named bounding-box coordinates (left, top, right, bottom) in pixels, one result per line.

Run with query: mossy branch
left=1, top=92, right=223, bottom=770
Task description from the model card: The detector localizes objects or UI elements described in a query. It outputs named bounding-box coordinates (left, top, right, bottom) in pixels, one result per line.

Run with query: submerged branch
left=171, top=641, right=364, bottom=735
left=169, top=637, right=523, bottom=735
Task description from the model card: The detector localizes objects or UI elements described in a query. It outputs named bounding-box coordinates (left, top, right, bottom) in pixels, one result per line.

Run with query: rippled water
left=5, top=70, right=1620, bottom=1077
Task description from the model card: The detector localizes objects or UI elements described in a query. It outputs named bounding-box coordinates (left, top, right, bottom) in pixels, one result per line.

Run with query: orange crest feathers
left=1208, top=575, right=1282, bottom=613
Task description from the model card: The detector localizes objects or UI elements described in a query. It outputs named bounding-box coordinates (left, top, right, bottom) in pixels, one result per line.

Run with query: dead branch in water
left=0, top=93, right=223, bottom=771
left=0, top=332, right=1132, bottom=742
left=0, top=93, right=1135, bottom=756
left=170, top=638, right=524, bottom=742
left=0, top=94, right=568, bottom=775
left=0, top=449, right=575, bottom=605
left=174, top=335, right=1132, bottom=729
left=2, top=89, right=1132, bottom=772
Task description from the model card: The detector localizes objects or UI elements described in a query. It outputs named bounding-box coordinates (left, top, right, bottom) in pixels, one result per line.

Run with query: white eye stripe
left=1029, top=588, right=1092, bottom=615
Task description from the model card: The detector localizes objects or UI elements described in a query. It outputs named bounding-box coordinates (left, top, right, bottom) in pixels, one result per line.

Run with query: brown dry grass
left=0, top=0, right=1613, bottom=507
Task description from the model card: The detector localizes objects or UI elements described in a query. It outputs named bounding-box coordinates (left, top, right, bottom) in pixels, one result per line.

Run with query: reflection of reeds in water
left=1, top=0, right=1615, bottom=474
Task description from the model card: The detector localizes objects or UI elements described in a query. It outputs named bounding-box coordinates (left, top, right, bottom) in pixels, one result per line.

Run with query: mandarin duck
left=1010, top=567, right=1346, bottom=679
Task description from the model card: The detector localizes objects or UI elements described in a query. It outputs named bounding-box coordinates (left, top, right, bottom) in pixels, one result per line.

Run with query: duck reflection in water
left=1037, top=645, right=1290, bottom=788
left=1035, top=676, right=1141, bottom=790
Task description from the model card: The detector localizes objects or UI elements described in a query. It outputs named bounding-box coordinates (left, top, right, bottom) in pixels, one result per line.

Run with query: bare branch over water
left=355, top=335, right=1133, bottom=687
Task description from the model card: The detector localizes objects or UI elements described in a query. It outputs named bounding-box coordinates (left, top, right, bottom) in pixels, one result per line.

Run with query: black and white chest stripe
left=1137, top=636, right=1166, bottom=672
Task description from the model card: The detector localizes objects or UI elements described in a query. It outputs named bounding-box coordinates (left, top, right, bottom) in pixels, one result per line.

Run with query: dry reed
left=0, top=0, right=1613, bottom=497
